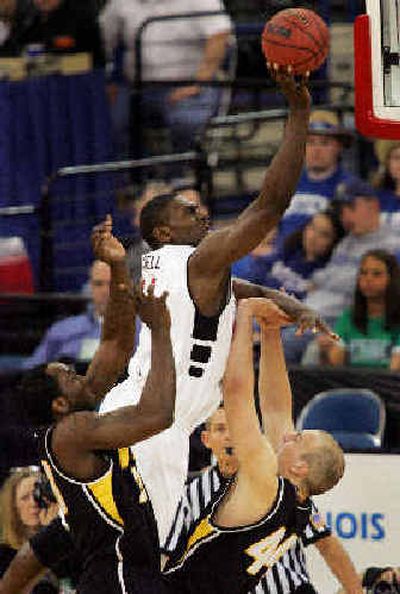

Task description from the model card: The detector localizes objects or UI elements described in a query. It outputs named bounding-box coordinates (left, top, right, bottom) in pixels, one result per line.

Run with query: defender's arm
left=83, top=216, right=137, bottom=406
left=53, top=290, right=176, bottom=458
left=223, top=301, right=278, bottom=495
left=259, top=314, right=295, bottom=452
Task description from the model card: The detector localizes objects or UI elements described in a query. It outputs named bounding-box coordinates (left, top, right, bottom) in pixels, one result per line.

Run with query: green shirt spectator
left=313, top=249, right=400, bottom=370
left=334, top=308, right=400, bottom=367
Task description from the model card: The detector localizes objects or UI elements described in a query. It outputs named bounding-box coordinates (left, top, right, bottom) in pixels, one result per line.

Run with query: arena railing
left=39, top=151, right=209, bottom=293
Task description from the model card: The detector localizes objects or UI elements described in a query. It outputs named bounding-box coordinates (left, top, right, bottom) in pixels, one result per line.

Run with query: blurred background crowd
left=0, top=1, right=400, bottom=590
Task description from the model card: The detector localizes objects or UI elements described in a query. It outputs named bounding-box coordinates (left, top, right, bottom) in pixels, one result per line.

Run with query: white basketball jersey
left=129, top=244, right=236, bottom=432
left=100, top=244, right=236, bottom=542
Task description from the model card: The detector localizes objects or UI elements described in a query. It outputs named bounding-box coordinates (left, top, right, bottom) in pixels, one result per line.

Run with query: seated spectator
left=100, top=0, right=233, bottom=157
left=372, top=139, right=400, bottom=227
left=234, top=211, right=344, bottom=299
left=1, top=0, right=105, bottom=67
left=312, top=250, right=400, bottom=369
left=277, top=109, right=355, bottom=245
left=283, top=180, right=400, bottom=363
left=0, top=467, right=59, bottom=593
left=24, top=260, right=110, bottom=368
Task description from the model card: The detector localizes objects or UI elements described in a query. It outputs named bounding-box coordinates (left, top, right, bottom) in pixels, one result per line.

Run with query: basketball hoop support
left=354, top=14, right=400, bottom=139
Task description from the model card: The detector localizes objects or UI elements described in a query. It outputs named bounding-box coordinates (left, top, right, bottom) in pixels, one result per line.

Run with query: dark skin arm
left=189, top=71, right=311, bottom=315
left=82, top=215, right=137, bottom=407
left=0, top=542, right=45, bottom=594
left=0, top=518, right=75, bottom=594
left=233, top=278, right=337, bottom=338
left=53, top=287, right=176, bottom=482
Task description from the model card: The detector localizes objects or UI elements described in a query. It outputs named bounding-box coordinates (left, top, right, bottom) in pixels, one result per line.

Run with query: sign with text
left=307, top=453, right=400, bottom=593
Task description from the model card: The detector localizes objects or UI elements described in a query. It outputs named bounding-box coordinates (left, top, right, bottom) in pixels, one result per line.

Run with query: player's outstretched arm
left=190, top=72, right=311, bottom=275
left=52, top=288, right=176, bottom=474
left=223, top=300, right=277, bottom=498
left=84, top=215, right=137, bottom=405
left=315, top=536, right=363, bottom=594
left=233, top=278, right=338, bottom=339
left=253, top=299, right=295, bottom=451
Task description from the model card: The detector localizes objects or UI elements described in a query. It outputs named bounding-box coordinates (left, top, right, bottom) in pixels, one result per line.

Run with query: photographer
left=0, top=467, right=59, bottom=593
left=363, top=567, right=400, bottom=594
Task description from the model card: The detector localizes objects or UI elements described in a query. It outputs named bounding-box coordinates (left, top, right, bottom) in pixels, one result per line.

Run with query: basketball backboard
left=354, top=0, right=400, bottom=138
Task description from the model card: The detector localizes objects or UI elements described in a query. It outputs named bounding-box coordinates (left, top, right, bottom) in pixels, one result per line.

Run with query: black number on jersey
left=189, top=309, right=220, bottom=378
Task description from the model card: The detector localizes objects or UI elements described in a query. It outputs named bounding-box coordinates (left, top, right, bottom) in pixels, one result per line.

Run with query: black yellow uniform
left=164, top=476, right=312, bottom=594
left=37, top=426, right=164, bottom=594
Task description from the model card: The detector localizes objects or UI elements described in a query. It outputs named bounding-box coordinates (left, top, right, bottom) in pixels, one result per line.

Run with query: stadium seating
left=296, top=388, right=386, bottom=451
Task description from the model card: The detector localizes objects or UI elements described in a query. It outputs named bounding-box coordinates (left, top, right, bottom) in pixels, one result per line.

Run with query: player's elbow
left=150, top=407, right=174, bottom=433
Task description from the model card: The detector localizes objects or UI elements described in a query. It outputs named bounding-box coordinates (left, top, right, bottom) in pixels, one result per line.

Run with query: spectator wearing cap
left=282, top=179, right=400, bottom=363
left=276, top=109, right=356, bottom=246
left=372, top=139, right=400, bottom=227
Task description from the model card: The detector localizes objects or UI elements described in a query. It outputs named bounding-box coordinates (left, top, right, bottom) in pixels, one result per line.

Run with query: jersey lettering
left=245, top=527, right=297, bottom=576
left=142, top=254, right=161, bottom=270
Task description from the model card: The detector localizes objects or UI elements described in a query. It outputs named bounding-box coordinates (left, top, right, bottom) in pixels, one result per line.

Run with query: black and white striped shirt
left=162, top=466, right=330, bottom=594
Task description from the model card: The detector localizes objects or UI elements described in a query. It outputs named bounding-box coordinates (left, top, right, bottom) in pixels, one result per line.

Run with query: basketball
left=261, top=8, right=329, bottom=75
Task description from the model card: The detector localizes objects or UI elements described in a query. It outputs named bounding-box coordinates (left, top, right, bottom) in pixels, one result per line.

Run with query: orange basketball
left=261, top=8, right=329, bottom=75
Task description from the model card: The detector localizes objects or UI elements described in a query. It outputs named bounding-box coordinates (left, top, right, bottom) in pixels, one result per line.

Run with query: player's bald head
left=300, top=431, right=345, bottom=496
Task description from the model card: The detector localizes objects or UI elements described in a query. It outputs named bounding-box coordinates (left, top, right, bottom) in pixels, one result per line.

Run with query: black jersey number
left=188, top=309, right=220, bottom=378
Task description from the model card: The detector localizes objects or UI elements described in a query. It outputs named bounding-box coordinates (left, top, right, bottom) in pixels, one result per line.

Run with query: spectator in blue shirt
left=372, top=139, right=400, bottom=228
left=277, top=109, right=355, bottom=245
left=24, top=260, right=110, bottom=368
left=233, top=210, right=344, bottom=300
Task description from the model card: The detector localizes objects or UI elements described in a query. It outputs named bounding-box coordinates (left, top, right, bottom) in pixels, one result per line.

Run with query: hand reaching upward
left=92, top=214, right=126, bottom=264
left=242, top=298, right=292, bottom=329
left=267, top=63, right=312, bottom=112
left=135, top=284, right=171, bottom=331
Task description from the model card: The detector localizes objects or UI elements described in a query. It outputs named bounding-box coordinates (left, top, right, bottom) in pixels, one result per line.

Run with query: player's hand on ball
left=92, top=214, right=126, bottom=264
left=136, top=283, right=171, bottom=330
left=268, top=63, right=311, bottom=112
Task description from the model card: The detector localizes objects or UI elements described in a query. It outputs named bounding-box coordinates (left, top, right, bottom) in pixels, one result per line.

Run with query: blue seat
left=296, top=388, right=386, bottom=451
